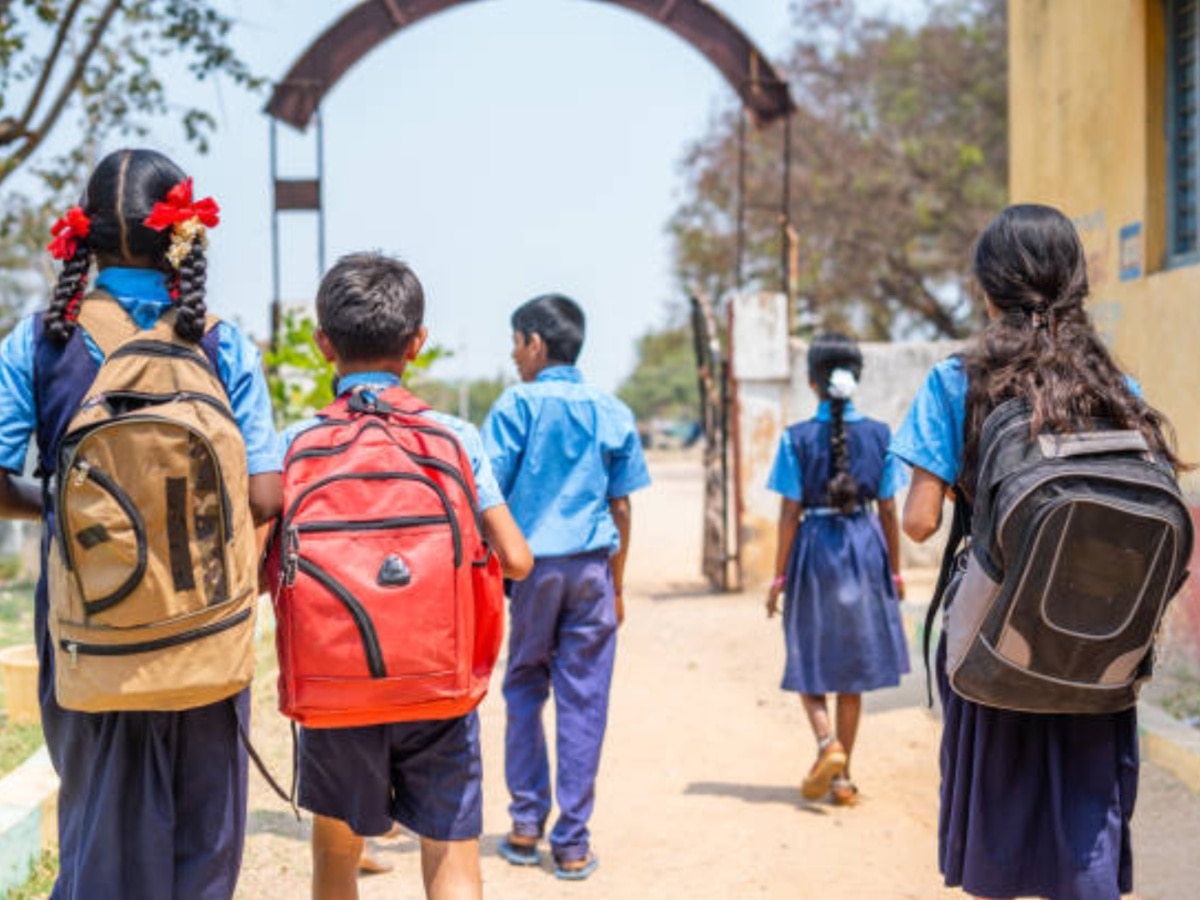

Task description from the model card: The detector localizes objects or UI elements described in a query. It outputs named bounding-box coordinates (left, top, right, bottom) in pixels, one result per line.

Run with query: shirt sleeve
left=0, top=317, right=38, bottom=474
left=605, top=403, right=652, bottom=499
left=452, top=421, right=505, bottom=511
left=480, top=389, right=527, bottom=497
left=765, top=433, right=804, bottom=502
left=889, top=361, right=966, bottom=485
left=877, top=453, right=910, bottom=500
left=216, top=323, right=283, bottom=475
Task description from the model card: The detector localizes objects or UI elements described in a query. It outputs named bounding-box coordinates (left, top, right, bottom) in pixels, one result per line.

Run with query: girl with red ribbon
left=6, top=148, right=284, bottom=899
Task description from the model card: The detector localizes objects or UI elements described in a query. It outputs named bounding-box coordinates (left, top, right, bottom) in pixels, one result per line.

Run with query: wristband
left=892, top=573, right=905, bottom=586
left=771, top=575, right=786, bottom=590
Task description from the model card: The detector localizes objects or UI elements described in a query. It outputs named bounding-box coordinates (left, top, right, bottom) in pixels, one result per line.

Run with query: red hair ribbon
left=143, top=177, right=220, bottom=231
left=47, top=206, right=92, bottom=260
left=62, top=289, right=85, bottom=325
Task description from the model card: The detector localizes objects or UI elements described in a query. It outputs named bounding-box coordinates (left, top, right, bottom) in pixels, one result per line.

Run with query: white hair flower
left=828, top=367, right=858, bottom=400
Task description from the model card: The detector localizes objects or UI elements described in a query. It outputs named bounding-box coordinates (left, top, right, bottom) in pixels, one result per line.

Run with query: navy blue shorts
left=298, top=712, right=482, bottom=841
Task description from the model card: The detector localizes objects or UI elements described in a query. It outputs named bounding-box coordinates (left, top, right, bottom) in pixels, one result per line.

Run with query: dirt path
left=235, top=456, right=1200, bottom=899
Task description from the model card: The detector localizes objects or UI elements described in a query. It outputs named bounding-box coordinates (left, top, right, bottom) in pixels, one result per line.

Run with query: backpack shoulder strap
left=922, top=490, right=970, bottom=706
left=76, top=291, right=140, bottom=358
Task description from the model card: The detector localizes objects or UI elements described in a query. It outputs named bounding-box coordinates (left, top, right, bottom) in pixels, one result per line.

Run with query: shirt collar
left=336, top=371, right=402, bottom=396
left=535, top=365, right=583, bottom=384
left=815, top=399, right=864, bottom=423
left=93, top=267, right=173, bottom=330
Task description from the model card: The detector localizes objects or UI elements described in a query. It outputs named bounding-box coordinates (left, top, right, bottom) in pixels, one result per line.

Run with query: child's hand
left=766, top=583, right=784, bottom=618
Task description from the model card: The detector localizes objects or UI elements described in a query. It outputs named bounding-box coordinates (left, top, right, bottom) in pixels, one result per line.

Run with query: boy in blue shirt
left=281, top=253, right=532, bottom=900
left=482, top=294, right=651, bottom=880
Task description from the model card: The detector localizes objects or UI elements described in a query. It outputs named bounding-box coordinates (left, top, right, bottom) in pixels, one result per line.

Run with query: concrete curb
left=0, top=745, right=58, bottom=894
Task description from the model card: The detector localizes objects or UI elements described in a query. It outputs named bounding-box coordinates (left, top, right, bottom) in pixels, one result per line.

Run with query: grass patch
left=0, top=722, right=43, bottom=780
left=3, top=849, right=57, bottom=899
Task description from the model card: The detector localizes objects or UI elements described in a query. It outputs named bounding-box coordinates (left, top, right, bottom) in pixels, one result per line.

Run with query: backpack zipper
left=295, top=558, right=387, bottom=678
left=107, top=340, right=217, bottom=372
left=297, top=515, right=450, bottom=533
left=287, top=422, right=482, bottom=530
left=56, top=459, right=149, bottom=615
left=79, top=389, right=237, bottom=424
left=61, top=605, right=251, bottom=665
left=283, top=471, right=461, bottom=567
left=61, top=414, right=236, bottom=549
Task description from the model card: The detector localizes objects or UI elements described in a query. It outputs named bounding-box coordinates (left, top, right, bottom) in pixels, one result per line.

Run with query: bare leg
left=421, top=837, right=483, bottom=900
left=835, top=693, right=862, bottom=778
left=800, top=693, right=833, bottom=745
left=312, top=815, right=364, bottom=900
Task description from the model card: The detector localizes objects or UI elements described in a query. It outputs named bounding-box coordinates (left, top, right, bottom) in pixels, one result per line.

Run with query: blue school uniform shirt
left=481, top=365, right=651, bottom=558
left=280, top=371, right=504, bottom=511
left=889, top=356, right=1143, bottom=481
left=766, top=400, right=907, bottom=503
left=0, top=267, right=281, bottom=474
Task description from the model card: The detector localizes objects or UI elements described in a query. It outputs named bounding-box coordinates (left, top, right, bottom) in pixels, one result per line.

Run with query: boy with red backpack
left=273, top=252, right=532, bottom=900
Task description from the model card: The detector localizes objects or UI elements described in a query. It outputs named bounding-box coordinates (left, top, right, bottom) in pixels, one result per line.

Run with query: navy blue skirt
left=781, top=512, right=910, bottom=694
left=937, top=638, right=1138, bottom=900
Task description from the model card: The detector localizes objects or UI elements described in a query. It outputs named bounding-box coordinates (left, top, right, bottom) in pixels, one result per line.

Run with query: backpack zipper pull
left=283, top=527, right=299, bottom=586
left=72, top=460, right=92, bottom=486
left=67, top=642, right=79, bottom=667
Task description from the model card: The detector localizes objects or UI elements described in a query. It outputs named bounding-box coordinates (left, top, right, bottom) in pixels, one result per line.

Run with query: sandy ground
left=235, top=456, right=1200, bottom=899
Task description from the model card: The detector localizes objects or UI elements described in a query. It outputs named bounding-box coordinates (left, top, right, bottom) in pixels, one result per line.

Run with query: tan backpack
left=48, top=295, right=259, bottom=712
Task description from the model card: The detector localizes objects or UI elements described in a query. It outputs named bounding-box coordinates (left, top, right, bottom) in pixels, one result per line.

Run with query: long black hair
left=47, top=148, right=208, bottom=344
left=808, top=333, right=864, bottom=513
left=960, top=204, right=1181, bottom=491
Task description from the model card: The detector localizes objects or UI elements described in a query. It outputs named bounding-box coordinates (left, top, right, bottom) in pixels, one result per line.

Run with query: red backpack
left=268, top=386, right=504, bottom=728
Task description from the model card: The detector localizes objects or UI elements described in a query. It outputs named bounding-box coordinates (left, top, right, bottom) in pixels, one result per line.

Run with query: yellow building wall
left=1010, top=0, right=1200, bottom=497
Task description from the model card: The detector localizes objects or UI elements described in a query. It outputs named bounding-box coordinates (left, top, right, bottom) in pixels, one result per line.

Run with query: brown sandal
left=800, top=739, right=847, bottom=800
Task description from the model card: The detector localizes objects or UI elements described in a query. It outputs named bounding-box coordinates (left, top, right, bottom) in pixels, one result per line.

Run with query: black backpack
left=924, top=398, right=1193, bottom=714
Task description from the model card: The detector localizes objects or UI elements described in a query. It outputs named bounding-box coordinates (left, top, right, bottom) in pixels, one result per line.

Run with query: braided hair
left=960, top=204, right=1182, bottom=493
left=46, top=149, right=208, bottom=344
left=807, top=334, right=864, bottom=514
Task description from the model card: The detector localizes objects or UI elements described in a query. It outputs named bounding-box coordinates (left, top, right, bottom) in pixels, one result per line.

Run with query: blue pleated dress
left=892, top=358, right=1138, bottom=900
left=766, top=402, right=911, bottom=695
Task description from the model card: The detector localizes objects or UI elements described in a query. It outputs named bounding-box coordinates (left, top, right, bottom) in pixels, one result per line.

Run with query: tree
left=0, top=1, right=260, bottom=187
left=670, top=0, right=1007, bottom=339
left=618, top=323, right=700, bottom=424
left=0, top=1, right=261, bottom=334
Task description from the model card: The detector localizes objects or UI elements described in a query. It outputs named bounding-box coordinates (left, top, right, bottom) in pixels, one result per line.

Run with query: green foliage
left=617, top=325, right=699, bottom=423
left=0, top=0, right=262, bottom=186
left=671, top=0, right=1007, bottom=339
left=0, top=1, right=263, bottom=337
left=263, top=308, right=451, bottom=427
left=0, top=722, right=43, bottom=781
left=4, top=849, right=58, bottom=899
left=262, top=309, right=336, bottom=428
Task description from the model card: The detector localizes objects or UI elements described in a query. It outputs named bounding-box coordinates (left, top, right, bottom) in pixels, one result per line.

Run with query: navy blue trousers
left=503, top=553, right=617, bottom=862
left=35, top=568, right=249, bottom=900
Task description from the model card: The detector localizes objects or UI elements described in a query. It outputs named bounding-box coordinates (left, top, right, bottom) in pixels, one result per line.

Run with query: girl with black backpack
left=892, top=204, right=1184, bottom=900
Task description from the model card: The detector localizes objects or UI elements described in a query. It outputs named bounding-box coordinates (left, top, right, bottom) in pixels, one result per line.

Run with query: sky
left=9, top=0, right=797, bottom=390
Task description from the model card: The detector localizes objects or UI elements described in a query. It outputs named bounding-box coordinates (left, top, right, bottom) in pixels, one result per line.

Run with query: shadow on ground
left=684, top=781, right=828, bottom=815
left=649, top=581, right=720, bottom=603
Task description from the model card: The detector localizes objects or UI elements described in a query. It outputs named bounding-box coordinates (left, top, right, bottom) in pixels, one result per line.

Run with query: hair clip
left=144, top=177, right=220, bottom=269
left=47, top=206, right=92, bottom=260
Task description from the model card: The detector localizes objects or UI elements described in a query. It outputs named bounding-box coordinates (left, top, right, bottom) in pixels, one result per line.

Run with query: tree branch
left=0, top=0, right=122, bottom=188
left=14, top=0, right=86, bottom=135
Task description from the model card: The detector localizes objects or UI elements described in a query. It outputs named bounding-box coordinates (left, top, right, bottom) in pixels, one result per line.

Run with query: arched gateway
left=264, top=0, right=795, bottom=591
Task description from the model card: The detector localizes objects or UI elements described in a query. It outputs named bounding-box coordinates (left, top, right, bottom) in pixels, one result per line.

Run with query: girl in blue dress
left=892, top=204, right=1181, bottom=900
left=766, top=334, right=911, bottom=805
